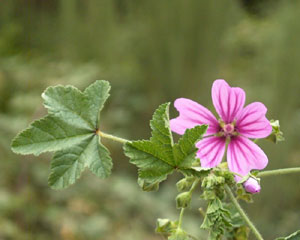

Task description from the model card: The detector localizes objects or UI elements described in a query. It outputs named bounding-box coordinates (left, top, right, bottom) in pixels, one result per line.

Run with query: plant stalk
left=257, top=167, right=300, bottom=177
left=224, top=185, right=264, bottom=240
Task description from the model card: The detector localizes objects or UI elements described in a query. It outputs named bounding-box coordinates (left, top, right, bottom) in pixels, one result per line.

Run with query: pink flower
left=243, top=178, right=261, bottom=194
left=170, top=79, right=272, bottom=178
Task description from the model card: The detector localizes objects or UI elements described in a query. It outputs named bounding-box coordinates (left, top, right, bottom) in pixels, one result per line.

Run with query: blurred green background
left=1, top=0, right=300, bottom=239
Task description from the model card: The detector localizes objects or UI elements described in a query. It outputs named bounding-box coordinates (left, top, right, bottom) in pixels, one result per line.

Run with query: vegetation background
left=0, top=0, right=300, bottom=239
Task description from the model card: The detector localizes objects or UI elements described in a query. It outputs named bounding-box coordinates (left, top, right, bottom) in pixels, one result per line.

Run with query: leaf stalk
left=96, top=130, right=129, bottom=144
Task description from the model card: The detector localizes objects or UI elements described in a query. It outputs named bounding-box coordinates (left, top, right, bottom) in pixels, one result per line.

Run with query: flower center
left=218, top=121, right=238, bottom=138
left=223, top=123, right=234, bottom=134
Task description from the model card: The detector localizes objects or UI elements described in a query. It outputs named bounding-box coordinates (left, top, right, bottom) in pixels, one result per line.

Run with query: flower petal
left=227, top=136, right=268, bottom=176
left=236, top=102, right=272, bottom=139
left=211, top=79, right=245, bottom=123
left=196, top=136, right=226, bottom=168
left=170, top=98, right=219, bottom=135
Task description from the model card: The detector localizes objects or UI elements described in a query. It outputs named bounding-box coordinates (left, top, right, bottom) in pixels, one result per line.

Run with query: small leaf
left=124, top=103, right=208, bottom=190
left=276, top=230, right=300, bottom=240
left=266, top=119, right=284, bottom=144
left=11, top=80, right=113, bottom=189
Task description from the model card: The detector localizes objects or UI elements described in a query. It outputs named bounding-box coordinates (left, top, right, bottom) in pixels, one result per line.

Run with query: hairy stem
left=225, top=185, right=264, bottom=240
left=96, top=130, right=129, bottom=144
left=257, top=167, right=300, bottom=177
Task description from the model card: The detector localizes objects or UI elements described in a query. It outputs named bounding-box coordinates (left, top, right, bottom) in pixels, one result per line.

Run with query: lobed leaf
left=11, top=80, right=113, bottom=189
left=124, top=103, right=208, bottom=190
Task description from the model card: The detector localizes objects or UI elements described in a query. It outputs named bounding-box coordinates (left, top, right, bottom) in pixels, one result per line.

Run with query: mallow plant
left=11, top=79, right=300, bottom=239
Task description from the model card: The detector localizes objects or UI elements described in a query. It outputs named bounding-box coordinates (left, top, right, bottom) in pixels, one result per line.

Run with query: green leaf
left=123, top=103, right=208, bottom=190
left=206, top=198, right=223, bottom=214
left=276, top=230, right=300, bottom=240
left=201, top=197, right=233, bottom=239
left=266, top=119, right=284, bottom=144
left=123, top=103, right=174, bottom=186
left=173, top=125, right=208, bottom=169
left=223, top=203, right=250, bottom=240
left=42, top=85, right=94, bottom=130
left=138, top=178, right=160, bottom=192
left=84, top=80, right=110, bottom=128
left=124, top=139, right=174, bottom=184
left=11, top=116, right=92, bottom=156
left=48, top=135, right=112, bottom=189
left=150, top=102, right=174, bottom=150
left=236, top=184, right=253, bottom=203
left=89, top=136, right=113, bottom=178
left=11, top=80, right=113, bottom=189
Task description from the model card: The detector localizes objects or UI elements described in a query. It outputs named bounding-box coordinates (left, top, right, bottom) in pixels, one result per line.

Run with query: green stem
left=178, top=207, right=185, bottom=229
left=190, top=178, right=200, bottom=193
left=257, top=167, right=300, bottom=177
left=224, top=185, right=264, bottom=240
left=97, top=130, right=129, bottom=144
left=177, top=179, right=200, bottom=229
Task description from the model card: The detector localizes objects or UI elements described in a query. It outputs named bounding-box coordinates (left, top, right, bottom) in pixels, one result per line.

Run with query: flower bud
left=176, top=192, right=192, bottom=209
left=243, top=178, right=261, bottom=194
left=155, top=218, right=176, bottom=234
